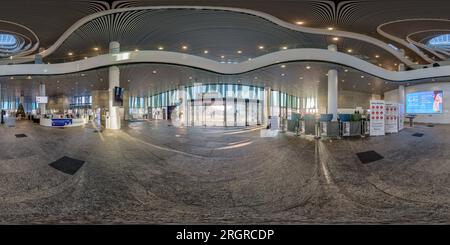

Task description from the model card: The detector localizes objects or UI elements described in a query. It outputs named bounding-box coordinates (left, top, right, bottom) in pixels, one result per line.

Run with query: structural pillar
left=39, top=83, right=46, bottom=115
left=327, top=44, right=338, bottom=121
left=263, top=86, right=271, bottom=125
left=398, top=84, right=405, bottom=110
left=107, top=41, right=121, bottom=129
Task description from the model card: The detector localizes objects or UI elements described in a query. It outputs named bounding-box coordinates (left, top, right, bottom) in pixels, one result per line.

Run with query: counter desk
left=40, top=118, right=87, bottom=127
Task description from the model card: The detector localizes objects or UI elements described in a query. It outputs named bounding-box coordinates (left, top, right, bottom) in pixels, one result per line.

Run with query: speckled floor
left=1, top=120, right=450, bottom=224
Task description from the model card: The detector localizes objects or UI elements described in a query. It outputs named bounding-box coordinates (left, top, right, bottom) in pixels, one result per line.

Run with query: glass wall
left=145, top=83, right=303, bottom=127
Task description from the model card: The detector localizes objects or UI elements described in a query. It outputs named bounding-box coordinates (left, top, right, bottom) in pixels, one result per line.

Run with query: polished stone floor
left=1, top=119, right=450, bottom=224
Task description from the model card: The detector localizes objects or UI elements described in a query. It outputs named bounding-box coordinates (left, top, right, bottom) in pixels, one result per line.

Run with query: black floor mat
left=412, top=133, right=424, bottom=137
left=356, top=151, right=384, bottom=164
left=49, top=156, right=85, bottom=175
left=427, top=125, right=434, bottom=127
left=15, top=134, right=27, bottom=138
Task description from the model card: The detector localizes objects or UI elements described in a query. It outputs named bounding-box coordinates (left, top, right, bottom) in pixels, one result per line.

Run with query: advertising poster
left=385, top=103, right=398, bottom=133
left=370, top=100, right=385, bottom=136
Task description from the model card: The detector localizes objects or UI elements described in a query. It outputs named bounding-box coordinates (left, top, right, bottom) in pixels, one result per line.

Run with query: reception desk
left=40, top=118, right=86, bottom=127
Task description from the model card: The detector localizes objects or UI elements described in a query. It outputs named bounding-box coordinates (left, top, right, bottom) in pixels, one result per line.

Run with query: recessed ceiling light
left=281, top=46, right=288, bottom=50
left=296, top=21, right=304, bottom=25
left=182, top=45, right=188, bottom=50
left=27, top=76, right=32, bottom=80
left=10, top=76, right=14, bottom=80
left=347, top=49, right=353, bottom=53
left=152, top=70, right=157, bottom=74
left=237, top=50, right=243, bottom=54
left=93, top=47, right=99, bottom=51
left=203, top=50, right=209, bottom=54
left=281, top=73, right=285, bottom=76
left=281, top=64, right=286, bottom=68
left=220, top=55, right=225, bottom=59
left=361, top=75, right=365, bottom=78
left=158, top=46, right=164, bottom=50
left=306, top=66, right=311, bottom=69
left=344, top=69, right=348, bottom=72
left=375, top=55, right=380, bottom=58
left=68, top=52, right=73, bottom=56
left=258, top=45, right=264, bottom=50
left=332, top=37, right=339, bottom=41
left=327, top=27, right=334, bottom=31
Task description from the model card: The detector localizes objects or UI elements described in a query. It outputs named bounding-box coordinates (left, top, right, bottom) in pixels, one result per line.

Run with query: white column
left=107, top=41, right=121, bottom=129
left=398, top=84, right=405, bottom=109
left=327, top=44, right=338, bottom=121
left=263, top=86, right=271, bottom=125
left=39, top=83, right=46, bottom=115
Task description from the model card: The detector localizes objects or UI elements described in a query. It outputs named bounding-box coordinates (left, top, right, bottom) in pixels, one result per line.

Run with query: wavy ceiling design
left=0, top=5, right=415, bottom=68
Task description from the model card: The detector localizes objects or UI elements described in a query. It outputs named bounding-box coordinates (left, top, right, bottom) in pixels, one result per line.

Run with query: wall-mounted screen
left=113, top=87, right=125, bottom=106
left=36, top=96, right=48, bottom=104
left=406, top=90, right=443, bottom=114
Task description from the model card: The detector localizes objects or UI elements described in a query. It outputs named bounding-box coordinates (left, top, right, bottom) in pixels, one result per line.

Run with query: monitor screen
left=113, top=87, right=124, bottom=106
left=406, top=90, right=443, bottom=114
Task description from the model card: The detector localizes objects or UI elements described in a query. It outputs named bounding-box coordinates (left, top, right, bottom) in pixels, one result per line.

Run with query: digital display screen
left=113, top=87, right=124, bottom=106
left=406, top=91, right=443, bottom=114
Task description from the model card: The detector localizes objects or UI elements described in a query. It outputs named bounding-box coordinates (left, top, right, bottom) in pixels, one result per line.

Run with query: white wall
left=385, top=82, right=450, bottom=124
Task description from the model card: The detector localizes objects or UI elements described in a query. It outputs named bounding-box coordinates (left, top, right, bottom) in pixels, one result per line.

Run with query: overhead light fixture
left=327, top=27, right=334, bottom=31
left=68, top=52, right=73, bottom=56
left=306, top=66, right=311, bottom=69
left=134, top=48, right=139, bottom=52
left=299, top=77, right=303, bottom=80
left=84, top=57, right=88, bottom=59
left=281, top=46, right=288, bottom=50
left=347, top=49, right=353, bottom=53
left=237, top=50, right=242, bottom=54
left=332, top=37, right=339, bottom=41
left=258, top=45, right=264, bottom=50
left=361, top=75, right=365, bottom=78
left=281, top=64, right=286, bottom=68
left=281, top=73, right=285, bottom=76
left=158, top=46, right=164, bottom=50
left=27, top=76, right=32, bottom=80
left=203, top=50, right=209, bottom=54
left=220, top=55, right=225, bottom=59
left=182, top=45, right=188, bottom=50
left=344, top=69, right=349, bottom=72
left=10, top=76, right=14, bottom=80
left=152, top=70, right=157, bottom=74
left=93, top=47, right=99, bottom=51
left=375, top=55, right=380, bottom=58
left=296, top=21, right=304, bottom=25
